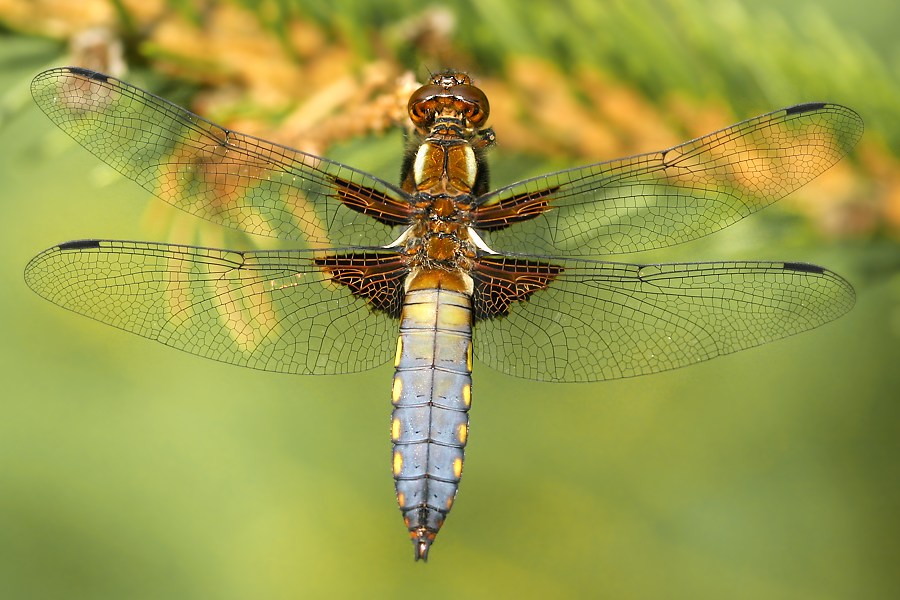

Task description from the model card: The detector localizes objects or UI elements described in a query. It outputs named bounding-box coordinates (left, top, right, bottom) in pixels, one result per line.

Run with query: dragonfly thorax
left=398, top=204, right=479, bottom=270
left=413, top=141, right=478, bottom=193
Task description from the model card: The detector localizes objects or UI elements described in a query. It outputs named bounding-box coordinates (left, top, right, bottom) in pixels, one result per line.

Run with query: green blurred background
left=1, top=0, right=899, bottom=598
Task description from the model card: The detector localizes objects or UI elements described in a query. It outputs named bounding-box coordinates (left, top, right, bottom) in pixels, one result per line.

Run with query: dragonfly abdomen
left=391, top=269, right=473, bottom=561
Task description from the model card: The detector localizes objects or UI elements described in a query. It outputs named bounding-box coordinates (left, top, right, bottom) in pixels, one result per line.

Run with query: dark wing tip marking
left=57, top=240, right=101, bottom=251
left=785, top=102, right=828, bottom=115
left=783, top=261, right=825, bottom=274
left=64, top=66, right=108, bottom=81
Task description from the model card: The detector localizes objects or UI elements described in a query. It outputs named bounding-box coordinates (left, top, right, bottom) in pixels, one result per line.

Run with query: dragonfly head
left=408, top=71, right=489, bottom=133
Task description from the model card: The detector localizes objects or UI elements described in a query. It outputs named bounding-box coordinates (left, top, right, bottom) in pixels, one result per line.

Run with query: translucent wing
left=31, top=67, right=412, bottom=248
left=476, top=103, right=863, bottom=256
left=24, top=240, right=406, bottom=374
left=474, top=259, right=855, bottom=382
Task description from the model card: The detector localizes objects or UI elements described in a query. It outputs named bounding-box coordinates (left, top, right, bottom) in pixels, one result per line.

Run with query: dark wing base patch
left=472, top=256, right=564, bottom=320
left=315, top=252, right=409, bottom=317
left=474, top=186, right=559, bottom=231
left=333, top=177, right=412, bottom=226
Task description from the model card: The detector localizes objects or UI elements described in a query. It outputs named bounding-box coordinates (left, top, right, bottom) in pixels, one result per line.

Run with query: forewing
left=31, top=67, right=412, bottom=247
left=476, top=103, right=863, bottom=256
left=474, top=258, right=855, bottom=382
left=24, top=240, right=406, bottom=374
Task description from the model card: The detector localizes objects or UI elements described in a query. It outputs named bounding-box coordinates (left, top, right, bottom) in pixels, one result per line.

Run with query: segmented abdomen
left=391, top=271, right=473, bottom=560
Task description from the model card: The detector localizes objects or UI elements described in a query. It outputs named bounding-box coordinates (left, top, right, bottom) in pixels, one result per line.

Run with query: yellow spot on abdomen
left=394, top=337, right=403, bottom=367
left=452, top=457, right=463, bottom=478
left=445, top=496, right=454, bottom=510
left=398, top=492, right=406, bottom=507
left=462, top=383, right=471, bottom=408
left=391, top=417, right=401, bottom=441
left=466, top=342, right=473, bottom=371
left=393, top=451, right=403, bottom=476
left=457, top=423, right=468, bottom=444
left=392, top=376, right=403, bottom=405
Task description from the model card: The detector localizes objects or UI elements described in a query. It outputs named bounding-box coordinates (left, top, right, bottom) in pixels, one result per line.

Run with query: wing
left=24, top=240, right=409, bottom=375
left=31, top=67, right=413, bottom=248
left=475, top=103, right=863, bottom=256
left=473, top=258, right=855, bottom=382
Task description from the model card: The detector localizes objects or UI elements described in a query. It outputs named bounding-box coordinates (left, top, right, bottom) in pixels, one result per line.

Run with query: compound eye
left=451, top=84, right=489, bottom=126
left=407, top=84, right=444, bottom=126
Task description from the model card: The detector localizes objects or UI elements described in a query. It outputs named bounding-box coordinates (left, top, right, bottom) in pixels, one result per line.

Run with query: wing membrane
left=31, top=67, right=411, bottom=248
left=477, top=103, right=863, bottom=256
left=474, top=258, right=855, bottom=381
left=24, top=240, right=404, bottom=374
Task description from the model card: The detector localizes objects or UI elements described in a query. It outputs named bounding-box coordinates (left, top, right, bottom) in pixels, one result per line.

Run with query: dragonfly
left=25, top=66, right=862, bottom=561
